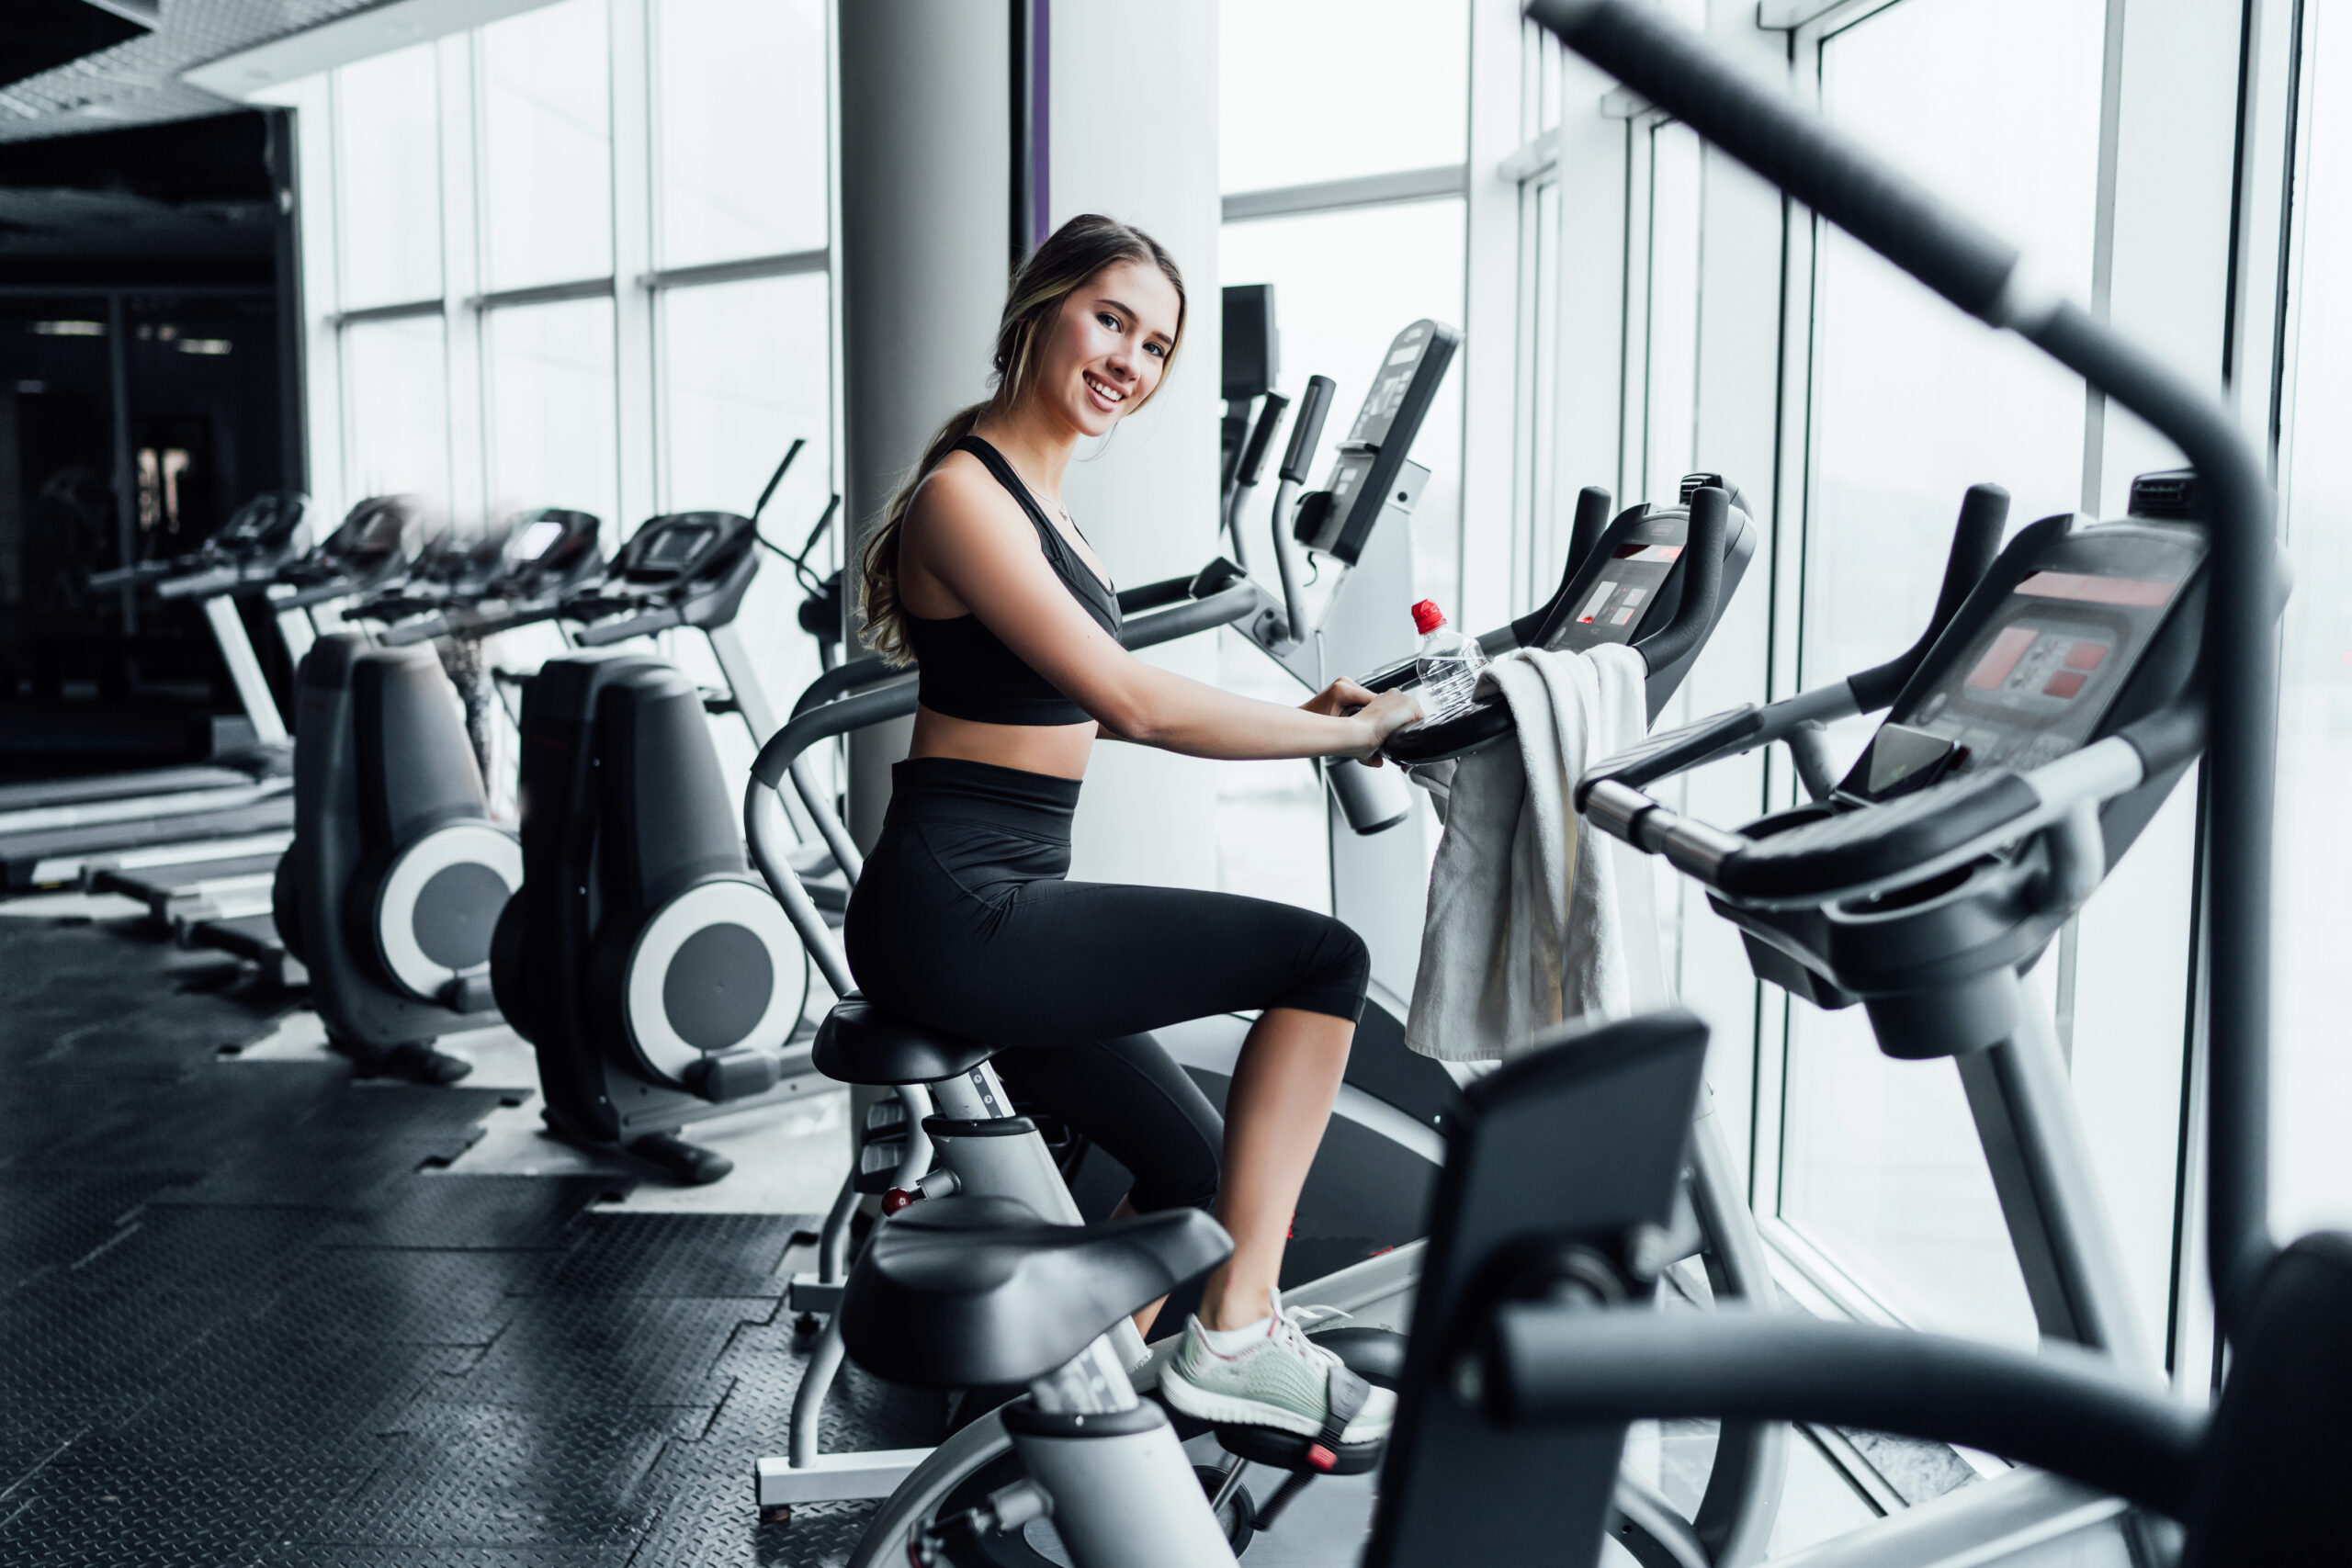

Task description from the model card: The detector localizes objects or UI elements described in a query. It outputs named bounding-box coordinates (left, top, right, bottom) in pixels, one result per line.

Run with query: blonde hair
left=857, top=214, right=1186, bottom=664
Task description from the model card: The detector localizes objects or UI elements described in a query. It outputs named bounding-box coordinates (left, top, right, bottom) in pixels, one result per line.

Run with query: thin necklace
left=996, top=445, right=1083, bottom=535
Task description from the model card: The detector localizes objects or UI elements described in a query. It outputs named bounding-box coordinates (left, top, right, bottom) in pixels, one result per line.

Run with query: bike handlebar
left=1847, top=484, right=2010, bottom=712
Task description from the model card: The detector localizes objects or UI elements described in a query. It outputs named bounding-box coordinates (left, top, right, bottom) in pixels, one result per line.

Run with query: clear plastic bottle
left=1411, top=599, right=1487, bottom=722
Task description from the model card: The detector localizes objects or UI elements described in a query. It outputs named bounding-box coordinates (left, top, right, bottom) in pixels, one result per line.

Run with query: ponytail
left=857, top=402, right=985, bottom=665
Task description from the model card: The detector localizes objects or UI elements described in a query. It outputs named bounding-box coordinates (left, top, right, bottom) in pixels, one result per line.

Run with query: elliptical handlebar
left=1531, top=0, right=2278, bottom=1311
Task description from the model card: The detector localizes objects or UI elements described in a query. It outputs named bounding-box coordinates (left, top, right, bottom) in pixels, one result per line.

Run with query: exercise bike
left=745, top=404, right=1780, bottom=1563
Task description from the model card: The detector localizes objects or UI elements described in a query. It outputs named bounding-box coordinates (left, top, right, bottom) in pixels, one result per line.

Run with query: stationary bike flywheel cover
left=372, top=821, right=523, bottom=1000
left=621, top=876, right=804, bottom=1087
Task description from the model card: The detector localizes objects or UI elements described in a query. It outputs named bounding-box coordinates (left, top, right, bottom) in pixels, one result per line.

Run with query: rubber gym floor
left=0, top=908, right=943, bottom=1567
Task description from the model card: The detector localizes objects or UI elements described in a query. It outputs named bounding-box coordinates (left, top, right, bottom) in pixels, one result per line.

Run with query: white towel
left=1405, top=644, right=1661, bottom=1062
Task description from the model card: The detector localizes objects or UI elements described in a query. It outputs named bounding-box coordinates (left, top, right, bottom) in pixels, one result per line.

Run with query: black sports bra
left=902, top=436, right=1121, bottom=726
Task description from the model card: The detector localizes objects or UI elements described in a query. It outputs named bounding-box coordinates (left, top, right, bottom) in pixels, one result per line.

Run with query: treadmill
left=0, top=493, right=316, bottom=890
left=67, top=499, right=427, bottom=985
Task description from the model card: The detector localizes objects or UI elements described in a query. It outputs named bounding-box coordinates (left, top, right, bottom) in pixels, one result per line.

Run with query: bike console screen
left=1546, top=512, right=1690, bottom=655
left=1854, top=524, right=2204, bottom=798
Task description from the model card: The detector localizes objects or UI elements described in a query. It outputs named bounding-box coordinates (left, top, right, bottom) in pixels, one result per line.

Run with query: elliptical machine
left=492, top=504, right=831, bottom=1180
left=273, top=583, right=522, bottom=1084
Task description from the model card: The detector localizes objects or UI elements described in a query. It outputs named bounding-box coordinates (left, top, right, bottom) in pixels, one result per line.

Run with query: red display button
left=2043, top=671, right=2087, bottom=699
left=2064, top=641, right=2107, bottom=670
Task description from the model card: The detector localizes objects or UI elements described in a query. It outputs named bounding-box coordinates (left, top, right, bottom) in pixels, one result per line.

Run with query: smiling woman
left=838, top=212, right=1420, bottom=1448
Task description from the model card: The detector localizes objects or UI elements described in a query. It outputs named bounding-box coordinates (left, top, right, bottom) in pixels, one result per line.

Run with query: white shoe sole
left=1158, top=1367, right=1394, bottom=1444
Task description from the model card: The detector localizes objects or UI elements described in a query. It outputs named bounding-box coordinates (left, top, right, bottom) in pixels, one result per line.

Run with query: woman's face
left=1034, top=258, right=1182, bottom=439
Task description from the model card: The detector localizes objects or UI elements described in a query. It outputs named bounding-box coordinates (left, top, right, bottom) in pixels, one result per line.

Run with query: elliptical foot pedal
left=628, top=1131, right=733, bottom=1185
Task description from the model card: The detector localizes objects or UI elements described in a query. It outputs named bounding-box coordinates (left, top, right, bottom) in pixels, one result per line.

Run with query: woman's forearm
left=1096, top=662, right=1364, bottom=761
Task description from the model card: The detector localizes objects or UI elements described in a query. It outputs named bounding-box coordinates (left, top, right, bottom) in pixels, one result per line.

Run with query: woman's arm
left=905, top=464, right=1420, bottom=761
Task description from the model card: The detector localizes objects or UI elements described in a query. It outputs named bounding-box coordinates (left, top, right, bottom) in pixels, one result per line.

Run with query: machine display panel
left=1883, top=548, right=2193, bottom=784
left=1547, top=538, right=1684, bottom=651
left=638, top=523, right=712, bottom=573
left=511, top=519, right=565, bottom=563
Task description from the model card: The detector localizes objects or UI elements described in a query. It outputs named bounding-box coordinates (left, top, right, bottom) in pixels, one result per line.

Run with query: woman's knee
left=1277, top=913, right=1371, bottom=1022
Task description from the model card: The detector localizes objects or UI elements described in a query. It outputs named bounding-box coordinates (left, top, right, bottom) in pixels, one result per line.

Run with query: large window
left=2272, top=8, right=2352, bottom=1238
left=651, top=0, right=828, bottom=266
left=1778, top=0, right=2109, bottom=1349
left=1216, top=0, right=1473, bottom=912
left=478, top=0, right=613, bottom=291
left=288, top=0, right=838, bottom=781
left=482, top=298, right=618, bottom=525
left=332, top=46, right=442, bottom=310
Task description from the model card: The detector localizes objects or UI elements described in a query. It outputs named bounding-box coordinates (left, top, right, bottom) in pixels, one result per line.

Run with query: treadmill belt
left=3, top=797, right=297, bottom=890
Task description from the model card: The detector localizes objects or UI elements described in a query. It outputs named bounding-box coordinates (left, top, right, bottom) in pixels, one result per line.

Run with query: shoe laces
left=1266, top=1292, right=1352, bottom=1369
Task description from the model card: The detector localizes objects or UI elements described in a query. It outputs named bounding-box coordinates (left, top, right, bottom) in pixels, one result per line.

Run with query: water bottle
left=1411, top=599, right=1487, bottom=722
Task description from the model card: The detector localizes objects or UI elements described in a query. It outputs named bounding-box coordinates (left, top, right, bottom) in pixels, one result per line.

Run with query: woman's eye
left=1146, top=343, right=1167, bottom=358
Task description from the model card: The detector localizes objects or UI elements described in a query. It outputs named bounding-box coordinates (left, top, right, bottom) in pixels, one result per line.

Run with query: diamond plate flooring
left=0, top=911, right=944, bottom=1566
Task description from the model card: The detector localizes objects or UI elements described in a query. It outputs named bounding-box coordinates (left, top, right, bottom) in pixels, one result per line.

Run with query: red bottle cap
left=1410, top=600, right=1446, bottom=635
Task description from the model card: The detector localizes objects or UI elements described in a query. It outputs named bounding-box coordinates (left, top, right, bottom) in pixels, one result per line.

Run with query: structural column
left=836, top=0, right=1013, bottom=847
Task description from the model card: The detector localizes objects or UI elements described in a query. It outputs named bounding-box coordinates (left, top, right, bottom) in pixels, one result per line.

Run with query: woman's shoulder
left=910, top=448, right=1018, bottom=525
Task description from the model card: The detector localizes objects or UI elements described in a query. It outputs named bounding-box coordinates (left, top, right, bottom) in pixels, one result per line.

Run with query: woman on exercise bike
left=845, top=215, right=1419, bottom=1447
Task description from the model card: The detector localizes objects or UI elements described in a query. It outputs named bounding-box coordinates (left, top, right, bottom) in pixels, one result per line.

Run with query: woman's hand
left=1300, top=676, right=1381, bottom=718
left=1339, top=686, right=1422, bottom=765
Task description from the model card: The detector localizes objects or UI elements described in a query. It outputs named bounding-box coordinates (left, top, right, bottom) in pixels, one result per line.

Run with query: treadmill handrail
left=1481, top=1307, right=2204, bottom=1520
left=1529, top=0, right=2278, bottom=1314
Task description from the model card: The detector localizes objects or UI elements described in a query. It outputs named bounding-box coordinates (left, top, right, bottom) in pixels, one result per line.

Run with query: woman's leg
left=1199, top=1006, right=1355, bottom=1329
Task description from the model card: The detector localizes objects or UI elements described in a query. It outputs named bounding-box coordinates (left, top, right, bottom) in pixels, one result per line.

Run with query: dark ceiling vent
left=2, top=1, right=157, bottom=94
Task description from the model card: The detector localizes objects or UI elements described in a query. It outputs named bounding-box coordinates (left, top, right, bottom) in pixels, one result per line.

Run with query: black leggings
left=844, top=757, right=1372, bottom=1213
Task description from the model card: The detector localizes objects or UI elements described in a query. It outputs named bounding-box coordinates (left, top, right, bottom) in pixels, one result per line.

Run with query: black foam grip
left=1280, top=375, right=1336, bottom=483
left=1847, top=483, right=2010, bottom=712
left=1566, top=486, right=1613, bottom=579
left=1238, top=392, right=1290, bottom=487
left=1529, top=0, right=2019, bottom=320
left=1634, top=486, right=1727, bottom=674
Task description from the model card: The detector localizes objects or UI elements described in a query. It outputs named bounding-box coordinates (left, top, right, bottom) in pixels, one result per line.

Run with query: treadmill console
left=616, top=511, right=752, bottom=586
left=1295, top=318, right=1459, bottom=565
left=1849, top=519, right=2206, bottom=799
left=497, top=507, right=602, bottom=594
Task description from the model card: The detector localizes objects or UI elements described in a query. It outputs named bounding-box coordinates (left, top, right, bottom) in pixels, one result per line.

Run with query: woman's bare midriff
left=909, top=704, right=1098, bottom=781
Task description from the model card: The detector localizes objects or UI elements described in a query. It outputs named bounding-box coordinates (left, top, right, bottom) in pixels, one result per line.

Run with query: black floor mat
left=0, top=914, right=944, bottom=1566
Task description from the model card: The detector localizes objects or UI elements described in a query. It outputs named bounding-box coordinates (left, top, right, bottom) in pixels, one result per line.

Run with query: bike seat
left=814, top=995, right=998, bottom=1085
left=841, top=1195, right=1232, bottom=1389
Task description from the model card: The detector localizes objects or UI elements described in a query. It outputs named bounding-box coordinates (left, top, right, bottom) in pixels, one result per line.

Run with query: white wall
left=1050, top=1, right=1227, bottom=891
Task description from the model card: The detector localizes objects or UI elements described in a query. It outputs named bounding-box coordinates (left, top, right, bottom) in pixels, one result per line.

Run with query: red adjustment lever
left=881, top=1187, right=922, bottom=1215
left=1305, top=1444, right=1337, bottom=1472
